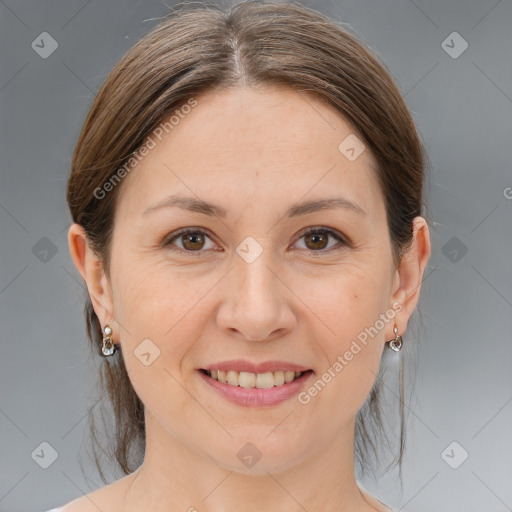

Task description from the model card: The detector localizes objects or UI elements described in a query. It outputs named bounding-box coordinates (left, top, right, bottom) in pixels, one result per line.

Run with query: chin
left=206, top=432, right=312, bottom=476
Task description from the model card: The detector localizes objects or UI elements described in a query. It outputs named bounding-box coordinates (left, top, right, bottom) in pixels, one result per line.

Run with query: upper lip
left=200, top=359, right=312, bottom=374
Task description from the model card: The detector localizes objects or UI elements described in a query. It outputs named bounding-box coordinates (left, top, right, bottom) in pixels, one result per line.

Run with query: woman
left=53, top=1, right=431, bottom=510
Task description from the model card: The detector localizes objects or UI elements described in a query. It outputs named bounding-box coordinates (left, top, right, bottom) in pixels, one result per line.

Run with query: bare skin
left=67, top=84, right=430, bottom=512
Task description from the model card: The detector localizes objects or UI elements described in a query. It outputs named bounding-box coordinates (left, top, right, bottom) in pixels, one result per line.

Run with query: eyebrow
left=141, top=195, right=367, bottom=218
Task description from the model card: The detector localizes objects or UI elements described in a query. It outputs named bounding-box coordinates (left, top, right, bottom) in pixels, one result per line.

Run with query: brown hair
left=67, top=0, right=429, bottom=486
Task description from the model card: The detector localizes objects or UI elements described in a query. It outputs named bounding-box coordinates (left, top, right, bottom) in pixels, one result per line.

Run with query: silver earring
left=387, top=324, right=402, bottom=352
left=101, top=324, right=117, bottom=356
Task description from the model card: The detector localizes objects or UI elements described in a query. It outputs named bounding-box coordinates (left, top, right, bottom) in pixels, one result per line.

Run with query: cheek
left=113, top=257, right=205, bottom=335
left=303, top=263, right=389, bottom=408
left=113, top=264, right=199, bottom=423
left=111, top=260, right=227, bottom=412
left=304, top=258, right=391, bottom=338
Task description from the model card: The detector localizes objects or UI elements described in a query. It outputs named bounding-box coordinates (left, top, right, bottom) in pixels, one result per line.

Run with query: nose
left=216, top=251, right=296, bottom=342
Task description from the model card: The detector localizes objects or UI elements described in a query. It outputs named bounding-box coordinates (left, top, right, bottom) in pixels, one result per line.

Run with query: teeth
left=226, top=370, right=239, bottom=386
left=256, top=372, right=274, bottom=389
left=285, top=371, right=296, bottom=383
left=239, top=371, right=256, bottom=388
left=205, top=369, right=305, bottom=388
left=274, top=371, right=285, bottom=386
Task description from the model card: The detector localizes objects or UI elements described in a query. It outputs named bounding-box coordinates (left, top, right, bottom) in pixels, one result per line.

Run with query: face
left=74, top=85, right=421, bottom=475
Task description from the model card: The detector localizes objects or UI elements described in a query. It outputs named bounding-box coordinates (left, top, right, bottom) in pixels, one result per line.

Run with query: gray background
left=1, top=0, right=511, bottom=511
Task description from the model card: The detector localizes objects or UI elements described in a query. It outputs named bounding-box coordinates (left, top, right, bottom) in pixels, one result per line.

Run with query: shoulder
left=46, top=490, right=112, bottom=512
left=357, top=482, right=395, bottom=512
left=47, top=473, right=135, bottom=512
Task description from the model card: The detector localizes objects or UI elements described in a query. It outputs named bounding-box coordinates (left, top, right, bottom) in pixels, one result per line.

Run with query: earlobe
left=67, top=223, right=116, bottom=326
left=389, top=216, right=431, bottom=336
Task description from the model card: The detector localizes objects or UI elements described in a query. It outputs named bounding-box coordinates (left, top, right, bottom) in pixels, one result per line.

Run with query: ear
left=67, top=223, right=116, bottom=332
left=388, top=216, right=431, bottom=338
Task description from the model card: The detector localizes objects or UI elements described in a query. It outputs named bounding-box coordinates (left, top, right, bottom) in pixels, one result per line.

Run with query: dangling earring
left=387, top=324, right=402, bottom=352
left=101, top=324, right=118, bottom=357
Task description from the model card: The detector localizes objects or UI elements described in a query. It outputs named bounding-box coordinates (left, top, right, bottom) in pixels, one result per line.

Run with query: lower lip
left=197, top=369, right=314, bottom=407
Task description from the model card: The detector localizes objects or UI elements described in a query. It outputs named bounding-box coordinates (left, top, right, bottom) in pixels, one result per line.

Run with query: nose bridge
left=217, top=237, right=294, bottom=341
left=236, top=249, right=276, bottom=300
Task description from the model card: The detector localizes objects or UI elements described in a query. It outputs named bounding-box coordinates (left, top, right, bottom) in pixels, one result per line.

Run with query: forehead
left=115, top=85, right=381, bottom=219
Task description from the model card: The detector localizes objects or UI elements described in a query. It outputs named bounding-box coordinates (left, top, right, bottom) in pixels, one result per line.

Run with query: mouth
left=196, top=359, right=315, bottom=407
left=199, top=368, right=314, bottom=389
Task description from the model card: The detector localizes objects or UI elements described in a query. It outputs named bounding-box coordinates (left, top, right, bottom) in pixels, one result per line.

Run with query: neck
left=120, top=410, right=379, bottom=512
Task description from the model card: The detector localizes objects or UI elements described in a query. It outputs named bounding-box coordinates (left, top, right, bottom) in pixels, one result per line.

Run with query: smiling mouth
left=199, top=368, right=314, bottom=388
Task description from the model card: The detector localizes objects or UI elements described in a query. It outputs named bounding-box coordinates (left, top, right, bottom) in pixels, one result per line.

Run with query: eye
left=163, top=228, right=217, bottom=254
left=163, top=226, right=348, bottom=255
left=293, top=227, right=347, bottom=254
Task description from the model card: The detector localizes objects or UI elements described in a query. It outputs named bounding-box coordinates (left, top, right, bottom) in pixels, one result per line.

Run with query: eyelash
left=163, top=226, right=348, bottom=256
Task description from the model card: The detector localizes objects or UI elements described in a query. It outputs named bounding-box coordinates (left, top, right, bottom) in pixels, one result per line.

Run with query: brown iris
left=303, top=231, right=329, bottom=251
left=181, top=231, right=205, bottom=251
